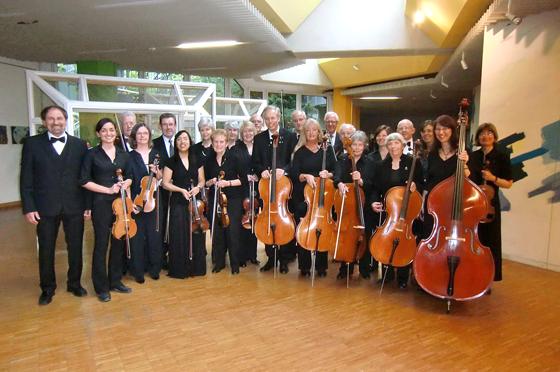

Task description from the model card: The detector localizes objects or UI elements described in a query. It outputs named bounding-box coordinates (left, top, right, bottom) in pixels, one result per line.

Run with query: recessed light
left=177, top=40, right=243, bottom=49
left=360, top=96, right=401, bottom=100
left=352, top=64, right=360, bottom=71
left=413, top=10, right=425, bottom=25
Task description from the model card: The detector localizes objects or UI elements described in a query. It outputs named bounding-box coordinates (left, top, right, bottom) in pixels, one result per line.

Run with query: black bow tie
left=406, top=141, right=412, bottom=147
left=50, top=136, right=65, bottom=144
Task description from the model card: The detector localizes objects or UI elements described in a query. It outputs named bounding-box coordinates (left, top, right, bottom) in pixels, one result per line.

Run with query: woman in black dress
left=468, top=123, right=513, bottom=282
left=80, top=118, right=133, bottom=302
left=367, top=124, right=391, bottom=162
left=204, top=129, right=246, bottom=275
left=291, top=118, right=336, bottom=277
left=162, top=130, right=206, bottom=279
left=128, top=123, right=162, bottom=282
left=370, top=132, right=422, bottom=288
left=333, top=131, right=374, bottom=279
left=232, top=121, right=260, bottom=267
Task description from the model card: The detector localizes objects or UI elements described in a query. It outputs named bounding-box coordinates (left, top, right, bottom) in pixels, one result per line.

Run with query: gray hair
left=291, top=110, right=306, bottom=119
left=224, top=120, right=240, bottom=131
left=262, top=105, right=280, bottom=117
left=197, top=117, right=215, bottom=131
left=118, top=111, right=136, bottom=122
left=397, top=119, right=414, bottom=130
left=385, top=132, right=406, bottom=146
left=351, top=130, right=368, bottom=145
left=339, top=123, right=356, bottom=134
left=324, top=111, right=339, bottom=122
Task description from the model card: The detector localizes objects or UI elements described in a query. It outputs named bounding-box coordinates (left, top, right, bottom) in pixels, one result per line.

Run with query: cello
left=254, top=134, right=296, bottom=270
left=413, top=99, right=494, bottom=312
left=332, top=137, right=366, bottom=286
left=370, top=140, right=423, bottom=292
left=295, top=134, right=336, bottom=286
left=112, top=169, right=137, bottom=259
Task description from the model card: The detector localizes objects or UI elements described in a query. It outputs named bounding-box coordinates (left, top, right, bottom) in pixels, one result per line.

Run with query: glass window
left=268, top=92, right=296, bottom=129
left=190, top=75, right=225, bottom=97
left=302, top=95, right=327, bottom=126
left=87, top=82, right=180, bottom=104
left=231, top=79, right=244, bottom=98
left=57, top=63, right=77, bottom=74
left=250, top=91, right=263, bottom=99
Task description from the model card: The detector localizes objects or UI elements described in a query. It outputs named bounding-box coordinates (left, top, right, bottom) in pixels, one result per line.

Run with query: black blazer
left=251, top=128, right=297, bottom=177
left=20, top=132, right=88, bottom=217
left=368, top=155, right=423, bottom=205
left=329, top=132, right=343, bottom=159
left=152, top=135, right=172, bottom=167
left=129, top=149, right=160, bottom=199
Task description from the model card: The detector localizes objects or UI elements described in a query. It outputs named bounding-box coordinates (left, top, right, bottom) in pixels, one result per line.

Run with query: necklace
left=439, top=148, right=455, bottom=160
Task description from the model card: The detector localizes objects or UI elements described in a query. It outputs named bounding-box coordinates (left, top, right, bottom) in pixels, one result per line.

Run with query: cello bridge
left=445, top=236, right=465, bottom=242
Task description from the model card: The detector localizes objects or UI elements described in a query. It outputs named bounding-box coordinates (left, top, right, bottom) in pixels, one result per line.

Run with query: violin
left=295, top=135, right=336, bottom=254
left=333, top=137, right=366, bottom=267
left=134, top=154, right=160, bottom=213
left=413, top=98, right=494, bottom=312
left=212, top=170, right=230, bottom=229
left=190, top=182, right=210, bottom=232
left=242, top=178, right=259, bottom=232
left=479, top=156, right=496, bottom=223
left=112, top=169, right=137, bottom=258
left=369, top=140, right=423, bottom=272
left=255, top=133, right=295, bottom=247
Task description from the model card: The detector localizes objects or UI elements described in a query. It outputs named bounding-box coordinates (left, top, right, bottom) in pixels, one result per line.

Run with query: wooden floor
left=1, top=207, right=559, bottom=371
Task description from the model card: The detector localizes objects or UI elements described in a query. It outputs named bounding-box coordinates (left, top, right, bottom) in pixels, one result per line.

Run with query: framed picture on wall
left=10, top=126, right=29, bottom=144
left=0, top=126, right=8, bottom=144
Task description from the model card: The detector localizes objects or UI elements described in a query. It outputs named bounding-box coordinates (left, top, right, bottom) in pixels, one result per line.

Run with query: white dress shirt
left=48, top=132, right=67, bottom=155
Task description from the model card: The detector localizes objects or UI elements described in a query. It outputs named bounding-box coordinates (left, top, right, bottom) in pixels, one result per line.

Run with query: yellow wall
left=479, top=10, right=560, bottom=272
left=332, top=88, right=358, bottom=128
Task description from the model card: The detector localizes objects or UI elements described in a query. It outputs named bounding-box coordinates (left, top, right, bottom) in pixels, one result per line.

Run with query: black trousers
left=211, top=197, right=242, bottom=271
left=91, top=200, right=125, bottom=294
left=160, top=190, right=171, bottom=264
left=298, top=248, right=328, bottom=272
left=130, top=210, right=162, bottom=279
left=240, top=225, right=258, bottom=263
left=36, top=213, right=84, bottom=293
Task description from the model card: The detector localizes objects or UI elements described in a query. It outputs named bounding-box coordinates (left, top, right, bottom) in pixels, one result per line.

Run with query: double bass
left=332, top=137, right=366, bottom=285
left=254, top=134, right=295, bottom=254
left=112, top=169, right=137, bottom=259
left=413, top=99, right=494, bottom=312
left=295, top=135, right=336, bottom=285
left=370, top=140, right=423, bottom=291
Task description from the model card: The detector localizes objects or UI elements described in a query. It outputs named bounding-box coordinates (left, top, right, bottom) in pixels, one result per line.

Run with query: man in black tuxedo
left=152, top=113, right=177, bottom=268
left=20, top=105, right=89, bottom=305
left=252, top=106, right=297, bottom=274
left=397, top=118, right=416, bottom=156
left=291, top=110, right=306, bottom=141
left=324, top=111, right=343, bottom=158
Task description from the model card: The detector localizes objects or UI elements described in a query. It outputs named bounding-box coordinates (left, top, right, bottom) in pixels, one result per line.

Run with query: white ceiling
left=0, top=0, right=301, bottom=77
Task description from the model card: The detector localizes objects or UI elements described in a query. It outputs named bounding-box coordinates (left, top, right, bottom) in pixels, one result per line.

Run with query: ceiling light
left=177, top=40, right=243, bottom=49
left=440, top=75, right=449, bottom=88
left=461, top=52, right=468, bottom=70
left=413, top=10, right=425, bottom=25
left=352, top=64, right=360, bottom=71
left=94, top=0, right=172, bottom=9
left=506, top=13, right=522, bottom=25
left=360, top=96, right=401, bottom=100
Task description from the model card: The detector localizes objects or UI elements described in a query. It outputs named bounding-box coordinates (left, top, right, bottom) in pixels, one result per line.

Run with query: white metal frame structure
left=26, top=70, right=267, bottom=142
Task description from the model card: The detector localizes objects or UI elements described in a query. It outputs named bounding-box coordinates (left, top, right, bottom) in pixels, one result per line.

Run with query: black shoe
left=98, top=292, right=111, bottom=302
left=399, top=281, right=408, bottom=289
left=317, top=271, right=327, bottom=278
left=260, top=260, right=274, bottom=272
left=280, top=263, right=289, bottom=274
left=300, top=270, right=311, bottom=277
left=360, top=272, right=371, bottom=279
left=232, top=268, right=240, bottom=275
left=67, top=286, right=87, bottom=297
left=135, top=277, right=145, bottom=284
left=240, top=262, right=247, bottom=268
left=212, top=266, right=224, bottom=273
left=250, top=259, right=260, bottom=265
left=38, top=291, right=54, bottom=306
left=150, top=273, right=160, bottom=280
left=110, top=284, right=132, bottom=293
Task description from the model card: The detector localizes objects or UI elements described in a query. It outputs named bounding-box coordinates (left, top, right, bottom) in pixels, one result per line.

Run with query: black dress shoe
left=259, top=260, right=274, bottom=272
left=399, top=281, right=408, bottom=289
left=110, top=284, right=132, bottom=293
left=360, top=272, right=371, bottom=279
left=98, top=292, right=111, bottom=302
left=336, top=271, right=345, bottom=280
left=212, top=266, right=224, bottom=273
left=150, top=273, right=160, bottom=280
left=279, top=263, right=289, bottom=274
left=38, top=291, right=54, bottom=306
left=300, top=270, right=311, bottom=277
left=240, top=262, right=247, bottom=268
left=250, top=259, right=260, bottom=265
left=67, top=286, right=87, bottom=297
left=135, top=277, right=145, bottom=284
left=231, top=268, right=240, bottom=275
left=317, top=271, right=327, bottom=278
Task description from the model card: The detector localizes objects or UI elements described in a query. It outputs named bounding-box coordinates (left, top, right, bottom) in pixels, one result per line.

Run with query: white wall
left=0, top=57, right=40, bottom=204
left=479, top=10, right=560, bottom=271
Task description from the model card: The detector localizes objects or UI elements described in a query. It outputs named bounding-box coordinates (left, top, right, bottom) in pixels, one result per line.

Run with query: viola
left=333, top=137, right=366, bottom=266
left=295, top=135, right=336, bottom=253
left=255, top=133, right=295, bottom=246
left=479, top=156, right=496, bottom=223
left=112, top=169, right=137, bottom=258
left=369, top=140, right=423, bottom=270
left=242, top=179, right=259, bottom=232
left=134, top=154, right=160, bottom=213
left=190, top=183, right=210, bottom=232
left=413, top=98, right=494, bottom=312
left=214, top=170, right=230, bottom=228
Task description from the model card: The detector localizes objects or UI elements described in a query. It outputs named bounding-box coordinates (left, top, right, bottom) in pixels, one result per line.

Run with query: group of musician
left=21, top=103, right=512, bottom=305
